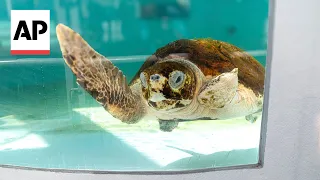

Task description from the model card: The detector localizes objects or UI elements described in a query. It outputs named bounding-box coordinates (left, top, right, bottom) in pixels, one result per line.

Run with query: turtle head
left=139, top=61, right=197, bottom=111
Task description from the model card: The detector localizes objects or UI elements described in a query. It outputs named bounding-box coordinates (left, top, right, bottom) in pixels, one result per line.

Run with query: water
left=0, top=0, right=268, bottom=172
left=0, top=57, right=262, bottom=171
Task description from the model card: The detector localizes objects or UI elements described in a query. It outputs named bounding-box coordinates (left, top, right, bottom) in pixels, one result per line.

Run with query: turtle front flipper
left=56, top=24, right=145, bottom=124
left=198, top=68, right=238, bottom=109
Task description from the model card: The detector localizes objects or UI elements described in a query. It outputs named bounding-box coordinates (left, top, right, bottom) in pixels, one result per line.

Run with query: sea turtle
left=56, top=24, right=265, bottom=132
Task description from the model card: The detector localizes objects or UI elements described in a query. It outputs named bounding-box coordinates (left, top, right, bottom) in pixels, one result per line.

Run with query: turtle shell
left=130, top=39, right=265, bottom=95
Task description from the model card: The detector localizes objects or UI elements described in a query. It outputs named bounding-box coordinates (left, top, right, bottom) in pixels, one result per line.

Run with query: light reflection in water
left=73, top=107, right=261, bottom=166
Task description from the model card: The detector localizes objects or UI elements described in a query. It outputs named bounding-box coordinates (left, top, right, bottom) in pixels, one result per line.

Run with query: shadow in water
left=163, top=146, right=258, bottom=170
left=0, top=106, right=160, bottom=171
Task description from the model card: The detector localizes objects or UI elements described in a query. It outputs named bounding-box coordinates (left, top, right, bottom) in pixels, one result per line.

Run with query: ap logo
left=11, top=10, right=50, bottom=55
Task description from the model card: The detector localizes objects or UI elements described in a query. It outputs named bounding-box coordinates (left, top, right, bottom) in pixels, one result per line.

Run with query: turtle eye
left=140, top=72, right=148, bottom=88
left=169, top=71, right=185, bottom=89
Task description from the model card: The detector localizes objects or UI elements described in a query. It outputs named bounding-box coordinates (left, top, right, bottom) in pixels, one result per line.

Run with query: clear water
left=0, top=57, right=262, bottom=171
left=0, top=0, right=268, bottom=172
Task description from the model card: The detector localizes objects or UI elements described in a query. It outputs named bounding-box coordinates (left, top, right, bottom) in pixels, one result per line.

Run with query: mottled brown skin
left=56, top=24, right=145, bottom=124
left=141, top=61, right=196, bottom=110
left=131, top=39, right=265, bottom=96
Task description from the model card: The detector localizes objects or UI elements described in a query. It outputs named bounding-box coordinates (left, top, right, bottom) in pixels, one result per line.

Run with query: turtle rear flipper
left=245, top=109, right=262, bottom=123
left=56, top=24, right=145, bottom=124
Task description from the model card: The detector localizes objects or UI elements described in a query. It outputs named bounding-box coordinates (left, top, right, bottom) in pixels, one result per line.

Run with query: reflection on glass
left=0, top=0, right=269, bottom=171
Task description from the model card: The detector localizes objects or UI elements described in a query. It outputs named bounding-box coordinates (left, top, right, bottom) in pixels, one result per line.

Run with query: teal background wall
left=0, top=0, right=269, bottom=87
left=0, top=0, right=268, bottom=60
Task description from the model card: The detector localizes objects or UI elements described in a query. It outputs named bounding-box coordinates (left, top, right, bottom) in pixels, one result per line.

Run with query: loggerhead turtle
left=56, top=24, right=265, bottom=132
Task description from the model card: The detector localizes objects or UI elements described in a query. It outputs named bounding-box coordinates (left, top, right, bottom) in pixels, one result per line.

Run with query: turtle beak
left=149, top=92, right=166, bottom=102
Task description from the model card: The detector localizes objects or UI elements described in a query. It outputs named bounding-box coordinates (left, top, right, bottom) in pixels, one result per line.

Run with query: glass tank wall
left=0, top=0, right=269, bottom=171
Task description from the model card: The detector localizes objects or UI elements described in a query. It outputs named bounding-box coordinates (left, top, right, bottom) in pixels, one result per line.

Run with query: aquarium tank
left=0, top=0, right=269, bottom=171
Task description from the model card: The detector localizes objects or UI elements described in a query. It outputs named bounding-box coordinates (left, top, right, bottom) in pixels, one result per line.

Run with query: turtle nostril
left=150, top=74, right=160, bottom=81
left=148, top=101, right=157, bottom=108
